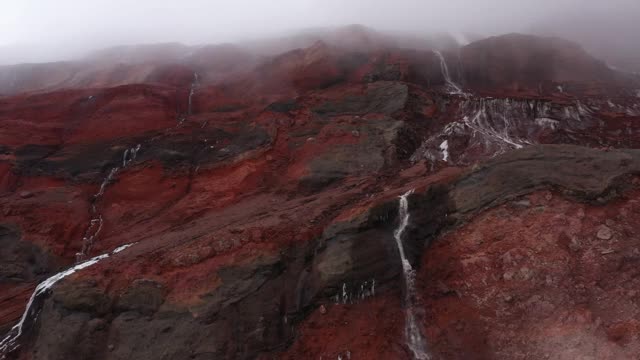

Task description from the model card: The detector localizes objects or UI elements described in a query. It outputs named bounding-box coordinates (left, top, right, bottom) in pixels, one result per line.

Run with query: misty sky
left=1, top=0, right=639, bottom=64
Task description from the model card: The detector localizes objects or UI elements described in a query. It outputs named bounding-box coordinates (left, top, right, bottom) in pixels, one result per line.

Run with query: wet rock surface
left=312, top=81, right=409, bottom=116
left=0, top=225, right=53, bottom=283
left=452, top=145, right=640, bottom=215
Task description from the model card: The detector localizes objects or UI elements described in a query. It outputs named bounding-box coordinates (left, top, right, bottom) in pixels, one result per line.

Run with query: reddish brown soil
left=420, top=188, right=640, bottom=359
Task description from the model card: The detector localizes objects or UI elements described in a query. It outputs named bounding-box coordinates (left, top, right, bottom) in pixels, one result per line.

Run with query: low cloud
left=1, top=0, right=639, bottom=68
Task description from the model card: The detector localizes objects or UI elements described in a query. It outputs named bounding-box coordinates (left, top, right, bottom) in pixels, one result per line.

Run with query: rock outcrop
left=460, top=33, right=617, bottom=90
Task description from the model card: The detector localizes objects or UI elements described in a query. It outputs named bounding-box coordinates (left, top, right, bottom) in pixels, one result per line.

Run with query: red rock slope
left=1, top=31, right=640, bottom=360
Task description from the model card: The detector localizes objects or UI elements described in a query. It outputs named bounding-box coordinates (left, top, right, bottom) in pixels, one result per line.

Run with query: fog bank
left=1, top=0, right=639, bottom=69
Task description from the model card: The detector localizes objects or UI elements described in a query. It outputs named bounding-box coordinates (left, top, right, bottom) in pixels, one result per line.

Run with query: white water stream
left=439, top=140, right=449, bottom=162
left=178, top=72, right=199, bottom=126
left=76, top=145, right=141, bottom=262
left=394, top=190, right=431, bottom=360
left=409, top=97, right=596, bottom=165
left=187, top=72, right=199, bottom=116
left=433, top=50, right=464, bottom=95
left=0, top=244, right=135, bottom=358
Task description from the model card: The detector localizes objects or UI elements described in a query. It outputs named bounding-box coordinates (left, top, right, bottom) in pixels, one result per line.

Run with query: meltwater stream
left=188, top=72, right=199, bottom=116
left=433, top=50, right=464, bottom=95
left=0, top=243, right=135, bottom=358
left=394, top=190, right=431, bottom=360
left=178, top=72, right=199, bottom=126
left=76, top=145, right=141, bottom=262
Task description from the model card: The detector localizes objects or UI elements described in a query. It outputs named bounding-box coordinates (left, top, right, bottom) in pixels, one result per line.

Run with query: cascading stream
left=0, top=243, right=136, bottom=358
left=439, top=140, right=449, bottom=162
left=394, top=190, right=431, bottom=360
left=409, top=96, right=599, bottom=165
left=187, top=72, right=198, bottom=116
left=433, top=50, right=464, bottom=95
left=76, top=145, right=141, bottom=262
left=122, top=144, right=141, bottom=167
left=178, top=72, right=199, bottom=125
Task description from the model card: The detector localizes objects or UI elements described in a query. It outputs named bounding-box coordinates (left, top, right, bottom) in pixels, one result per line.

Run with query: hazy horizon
left=1, top=0, right=639, bottom=68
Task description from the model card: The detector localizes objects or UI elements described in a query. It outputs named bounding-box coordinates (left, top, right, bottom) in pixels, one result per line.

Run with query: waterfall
left=95, top=167, right=119, bottom=199
left=394, top=190, right=430, bottom=360
left=461, top=105, right=525, bottom=150
left=433, top=50, right=464, bottom=95
left=412, top=96, right=603, bottom=165
left=0, top=244, right=135, bottom=358
left=439, top=140, right=449, bottom=162
left=76, top=145, right=141, bottom=262
left=122, top=144, right=141, bottom=167
left=187, top=89, right=194, bottom=116
left=178, top=72, right=198, bottom=126
left=187, top=72, right=198, bottom=116
left=332, top=279, right=376, bottom=304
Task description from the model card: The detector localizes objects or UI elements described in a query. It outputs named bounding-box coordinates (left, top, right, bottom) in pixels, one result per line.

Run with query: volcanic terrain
left=1, top=26, right=640, bottom=359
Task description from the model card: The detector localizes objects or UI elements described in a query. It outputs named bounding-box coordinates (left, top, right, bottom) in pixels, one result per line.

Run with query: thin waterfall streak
left=77, top=145, right=141, bottom=262
left=394, top=190, right=431, bottom=360
left=187, top=72, right=198, bottom=116
left=122, top=149, right=129, bottom=167
left=0, top=244, right=136, bottom=358
left=434, top=50, right=464, bottom=95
